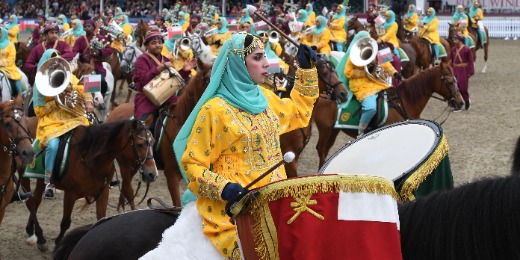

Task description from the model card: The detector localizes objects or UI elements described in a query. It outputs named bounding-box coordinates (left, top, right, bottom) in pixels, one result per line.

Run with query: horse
left=447, top=22, right=489, bottom=73
left=314, top=61, right=465, bottom=168
left=108, top=42, right=141, bottom=106
left=105, top=59, right=214, bottom=210
left=0, top=97, right=35, bottom=226
left=134, top=20, right=149, bottom=49
left=15, top=42, right=32, bottom=69
left=404, top=30, right=452, bottom=71
left=189, top=35, right=216, bottom=64
left=17, top=118, right=158, bottom=252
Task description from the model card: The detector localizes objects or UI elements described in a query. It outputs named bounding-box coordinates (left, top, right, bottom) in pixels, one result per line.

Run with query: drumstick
left=246, top=5, right=300, bottom=47
left=244, top=151, right=296, bottom=190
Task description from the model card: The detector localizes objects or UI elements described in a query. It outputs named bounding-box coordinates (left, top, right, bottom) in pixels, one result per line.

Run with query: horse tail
left=512, top=136, right=520, bottom=177
left=53, top=224, right=92, bottom=260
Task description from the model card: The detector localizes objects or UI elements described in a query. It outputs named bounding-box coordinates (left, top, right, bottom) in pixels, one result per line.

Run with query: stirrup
left=433, top=59, right=440, bottom=66
left=11, top=191, right=33, bottom=203
left=44, top=184, right=55, bottom=199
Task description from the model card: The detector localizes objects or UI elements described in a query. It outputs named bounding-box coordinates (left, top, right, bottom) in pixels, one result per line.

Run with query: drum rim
left=318, top=119, right=444, bottom=179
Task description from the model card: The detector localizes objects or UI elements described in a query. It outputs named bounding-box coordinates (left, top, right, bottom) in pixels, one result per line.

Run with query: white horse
left=189, top=35, right=216, bottom=64
left=119, top=42, right=142, bottom=76
left=0, top=68, right=30, bottom=102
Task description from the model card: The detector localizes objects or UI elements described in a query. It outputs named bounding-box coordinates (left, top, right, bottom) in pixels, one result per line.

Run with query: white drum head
left=319, top=120, right=442, bottom=181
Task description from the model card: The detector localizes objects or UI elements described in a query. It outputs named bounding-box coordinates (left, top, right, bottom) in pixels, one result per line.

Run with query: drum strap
left=146, top=52, right=164, bottom=67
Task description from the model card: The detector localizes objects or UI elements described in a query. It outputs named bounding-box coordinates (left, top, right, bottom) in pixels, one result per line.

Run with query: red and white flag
left=377, top=47, right=394, bottom=64
left=168, top=26, right=183, bottom=40
left=81, top=74, right=102, bottom=93
left=267, top=57, right=281, bottom=74
left=255, top=21, right=268, bottom=32
left=374, top=15, right=386, bottom=26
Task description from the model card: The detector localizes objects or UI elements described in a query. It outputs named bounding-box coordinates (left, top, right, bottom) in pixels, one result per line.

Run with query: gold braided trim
left=249, top=175, right=398, bottom=260
left=400, top=135, right=449, bottom=201
left=294, top=67, right=318, bottom=97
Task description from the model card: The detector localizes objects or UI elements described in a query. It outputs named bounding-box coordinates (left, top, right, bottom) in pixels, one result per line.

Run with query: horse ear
left=354, top=15, right=359, bottom=19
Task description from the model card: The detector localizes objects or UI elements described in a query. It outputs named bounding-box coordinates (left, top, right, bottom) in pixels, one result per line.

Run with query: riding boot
left=10, top=191, right=33, bottom=203
left=357, top=124, right=367, bottom=138
left=44, top=171, right=54, bottom=199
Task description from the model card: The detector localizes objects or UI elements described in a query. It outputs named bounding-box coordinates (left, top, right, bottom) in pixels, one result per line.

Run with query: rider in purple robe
left=449, top=34, right=474, bottom=111
left=24, top=22, right=74, bottom=76
left=133, top=29, right=196, bottom=121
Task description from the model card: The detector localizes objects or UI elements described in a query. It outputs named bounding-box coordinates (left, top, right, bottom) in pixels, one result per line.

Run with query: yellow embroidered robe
left=330, top=15, right=347, bottom=43
left=345, top=57, right=397, bottom=101
left=419, top=18, right=440, bottom=44
left=181, top=68, right=318, bottom=259
left=207, top=32, right=232, bottom=57
left=8, top=25, right=19, bottom=43
left=404, top=13, right=418, bottom=31
left=35, top=75, right=92, bottom=147
left=470, top=9, right=483, bottom=28
left=161, top=46, right=197, bottom=76
left=380, top=22, right=400, bottom=49
left=303, top=29, right=332, bottom=55
left=0, top=43, right=22, bottom=80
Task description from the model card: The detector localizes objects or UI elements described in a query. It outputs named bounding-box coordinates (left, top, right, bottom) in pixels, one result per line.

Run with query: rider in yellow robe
left=469, top=0, right=485, bottom=47
left=6, top=15, right=20, bottom=43
left=58, top=14, right=70, bottom=32
left=206, top=17, right=232, bottom=57
left=178, top=11, right=190, bottom=34
left=0, top=27, right=22, bottom=98
left=303, top=16, right=331, bottom=55
left=419, top=7, right=442, bottom=64
left=329, top=4, right=347, bottom=51
left=306, top=3, right=316, bottom=25
left=452, top=5, right=471, bottom=46
left=403, top=4, right=419, bottom=32
left=378, top=10, right=400, bottom=50
left=161, top=39, right=197, bottom=77
left=64, top=19, right=85, bottom=48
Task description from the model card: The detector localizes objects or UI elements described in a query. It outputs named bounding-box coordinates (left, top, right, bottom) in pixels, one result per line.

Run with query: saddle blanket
left=334, top=93, right=388, bottom=130
left=139, top=202, right=225, bottom=260
left=23, top=137, right=71, bottom=179
left=465, top=36, right=476, bottom=49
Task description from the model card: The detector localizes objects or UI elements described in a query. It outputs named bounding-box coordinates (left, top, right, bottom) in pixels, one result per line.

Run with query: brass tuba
left=35, top=57, right=87, bottom=117
left=269, top=30, right=279, bottom=44
left=179, top=37, right=192, bottom=51
left=350, top=37, right=392, bottom=87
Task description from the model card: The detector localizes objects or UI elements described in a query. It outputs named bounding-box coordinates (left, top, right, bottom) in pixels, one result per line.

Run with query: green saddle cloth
left=465, top=36, right=476, bottom=49
left=334, top=93, right=388, bottom=130
left=397, top=48, right=410, bottom=62
left=437, top=43, right=448, bottom=58
left=23, top=137, right=72, bottom=179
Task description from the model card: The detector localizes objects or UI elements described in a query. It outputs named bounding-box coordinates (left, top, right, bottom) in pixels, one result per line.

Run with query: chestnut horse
left=314, top=62, right=465, bottom=168
left=0, top=98, right=35, bottom=226
left=134, top=20, right=149, bottom=49
left=447, top=22, right=489, bottom=73
left=106, top=56, right=348, bottom=209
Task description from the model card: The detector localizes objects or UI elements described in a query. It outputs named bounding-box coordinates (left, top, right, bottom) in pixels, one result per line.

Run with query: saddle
left=334, top=91, right=388, bottom=132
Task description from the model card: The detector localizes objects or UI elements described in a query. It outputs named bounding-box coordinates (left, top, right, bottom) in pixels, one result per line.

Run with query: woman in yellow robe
left=6, top=15, right=20, bottom=44
left=329, top=4, right=347, bottom=51
left=0, top=27, right=22, bottom=100
left=32, top=49, right=93, bottom=198
left=306, top=3, right=316, bottom=25
left=378, top=10, right=400, bottom=49
left=178, top=11, right=190, bottom=34
left=174, top=34, right=319, bottom=259
left=58, top=14, right=70, bottom=32
left=419, top=7, right=442, bottom=62
left=303, top=16, right=331, bottom=55
left=469, top=0, right=485, bottom=47
left=64, top=19, right=85, bottom=48
left=403, top=4, right=419, bottom=32
left=206, top=17, right=232, bottom=57
left=452, top=5, right=470, bottom=38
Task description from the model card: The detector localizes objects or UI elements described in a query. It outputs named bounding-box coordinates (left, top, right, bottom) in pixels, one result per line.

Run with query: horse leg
left=125, top=77, right=133, bottom=104
left=119, top=164, right=137, bottom=211
left=164, top=163, right=182, bottom=207
left=95, top=181, right=111, bottom=219
left=56, top=192, right=77, bottom=245
left=482, top=33, right=489, bottom=73
left=23, top=178, right=48, bottom=251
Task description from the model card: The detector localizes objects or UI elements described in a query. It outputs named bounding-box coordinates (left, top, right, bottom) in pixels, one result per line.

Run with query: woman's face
left=71, top=21, right=78, bottom=29
left=9, top=16, right=14, bottom=23
left=117, top=16, right=124, bottom=24
left=245, top=46, right=268, bottom=84
left=243, top=23, right=251, bottom=33
left=458, top=7, right=464, bottom=13
left=408, top=5, right=413, bottom=11
left=427, top=10, right=432, bottom=16
left=315, top=19, right=321, bottom=27
left=162, top=10, right=167, bottom=16
left=241, top=10, right=246, bottom=17
left=297, top=12, right=302, bottom=19
left=216, top=20, right=223, bottom=29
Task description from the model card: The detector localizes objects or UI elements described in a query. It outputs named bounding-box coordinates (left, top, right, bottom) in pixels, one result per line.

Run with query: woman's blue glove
left=297, top=44, right=318, bottom=69
left=222, top=183, right=246, bottom=201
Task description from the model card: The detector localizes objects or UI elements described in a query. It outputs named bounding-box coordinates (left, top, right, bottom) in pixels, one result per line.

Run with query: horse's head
left=315, top=57, right=348, bottom=103
left=120, top=44, right=139, bottom=74
left=127, top=119, right=158, bottom=183
left=0, top=97, right=35, bottom=164
left=191, top=36, right=215, bottom=64
left=347, top=16, right=360, bottom=31
left=447, top=23, right=457, bottom=39
left=283, top=36, right=299, bottom=57
left=437, top=62, right=465, bottom=110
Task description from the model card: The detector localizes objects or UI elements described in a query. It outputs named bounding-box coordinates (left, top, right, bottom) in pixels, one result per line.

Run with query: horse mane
left=397, top=66, right=439, bottom=104
left=53, top=224, right=92, bottom=260
left=75, top=120, right=135, bottom=163
left=172, top=68, right=208, bottom=124
left=512, top=136, right=520, bottom=176
left=399, top=175, right=520, bottom=259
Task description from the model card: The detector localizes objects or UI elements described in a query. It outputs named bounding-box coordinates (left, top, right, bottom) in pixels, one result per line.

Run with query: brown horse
left=107, top=46, right=134, bottom=107
left=448, top=22, right=489, bottom=73
left=347, top=16, right=417, bottom=79
left=0, top=98, right=35, bottom=226
left=134, top=20, right=149, bottom=49
left=18, top=118, right=158, bottom=252
left=314, top=62, right=465, bottom=168
left=405, top=30, right=451, bottom=70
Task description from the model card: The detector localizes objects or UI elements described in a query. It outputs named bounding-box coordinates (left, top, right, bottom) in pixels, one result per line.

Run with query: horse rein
left=121, top=46, right=137, bottom=74
left=128, top=121, right=155, bottom=175
left=430, top=69, right=460, bottom=125
left=0, top=106, right=32, bottom=156
left=315, top=59, right=343, bottom=101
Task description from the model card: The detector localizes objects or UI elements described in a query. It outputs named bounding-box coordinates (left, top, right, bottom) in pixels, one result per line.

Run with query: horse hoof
left=37, top=243, right=48, bottom=252
left=26, top=234, right=37, bottom=246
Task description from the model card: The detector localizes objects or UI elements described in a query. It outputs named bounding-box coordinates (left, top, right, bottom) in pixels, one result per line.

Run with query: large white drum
left=319, top=119, right=453, bottom=201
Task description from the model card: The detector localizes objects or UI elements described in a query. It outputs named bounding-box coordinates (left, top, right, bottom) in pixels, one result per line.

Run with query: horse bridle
left=121, top=46, right=137, bottom=74
left=0, top=106, right=32, bottom=156
left=432, top=68, right=460, bottom=108
left=128, top=121, right=155, bottom=175
left=315, top=59, right=343, bottom=101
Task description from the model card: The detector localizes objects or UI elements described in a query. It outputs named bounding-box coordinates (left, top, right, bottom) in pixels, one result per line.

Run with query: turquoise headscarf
left=297, top=9, right=308, bottom=23
left=58, top=14, right=68, bottom=25
left=334, top=5, right=347, bottom=20
left=240, top=9, right=255, bottom=34
left=422, top=8, right=436, bottom=24
left=115, top=7, right=123, bottom=20
left=216, top=17, right=229, bottom=34
left=306, top=3, right=314, bottom=15
left=383, top=10, right=396, bottom=29
left=174, top=33, right=268, bottom=205
left=406, top=5, right=416, bottom=19
left=0, top=27, right=10, bottom=50
left=71, top=19, right=86, bottom=37
left=33, top=49, right=60, bottom=108
left=336, top=31, right=370, bottom=108
left=162, top=8, right=171, bottom=20
left=178, top=11, right=187, bottom=26
left=265, top=39, right=277, bottom=59
left=469, top=1, right=480, bottom=17
left=452, top=5, right=463, bottom=22
left=314, top=16, right=327, bottom=35
left=7, top=15, right=18, bottom=30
